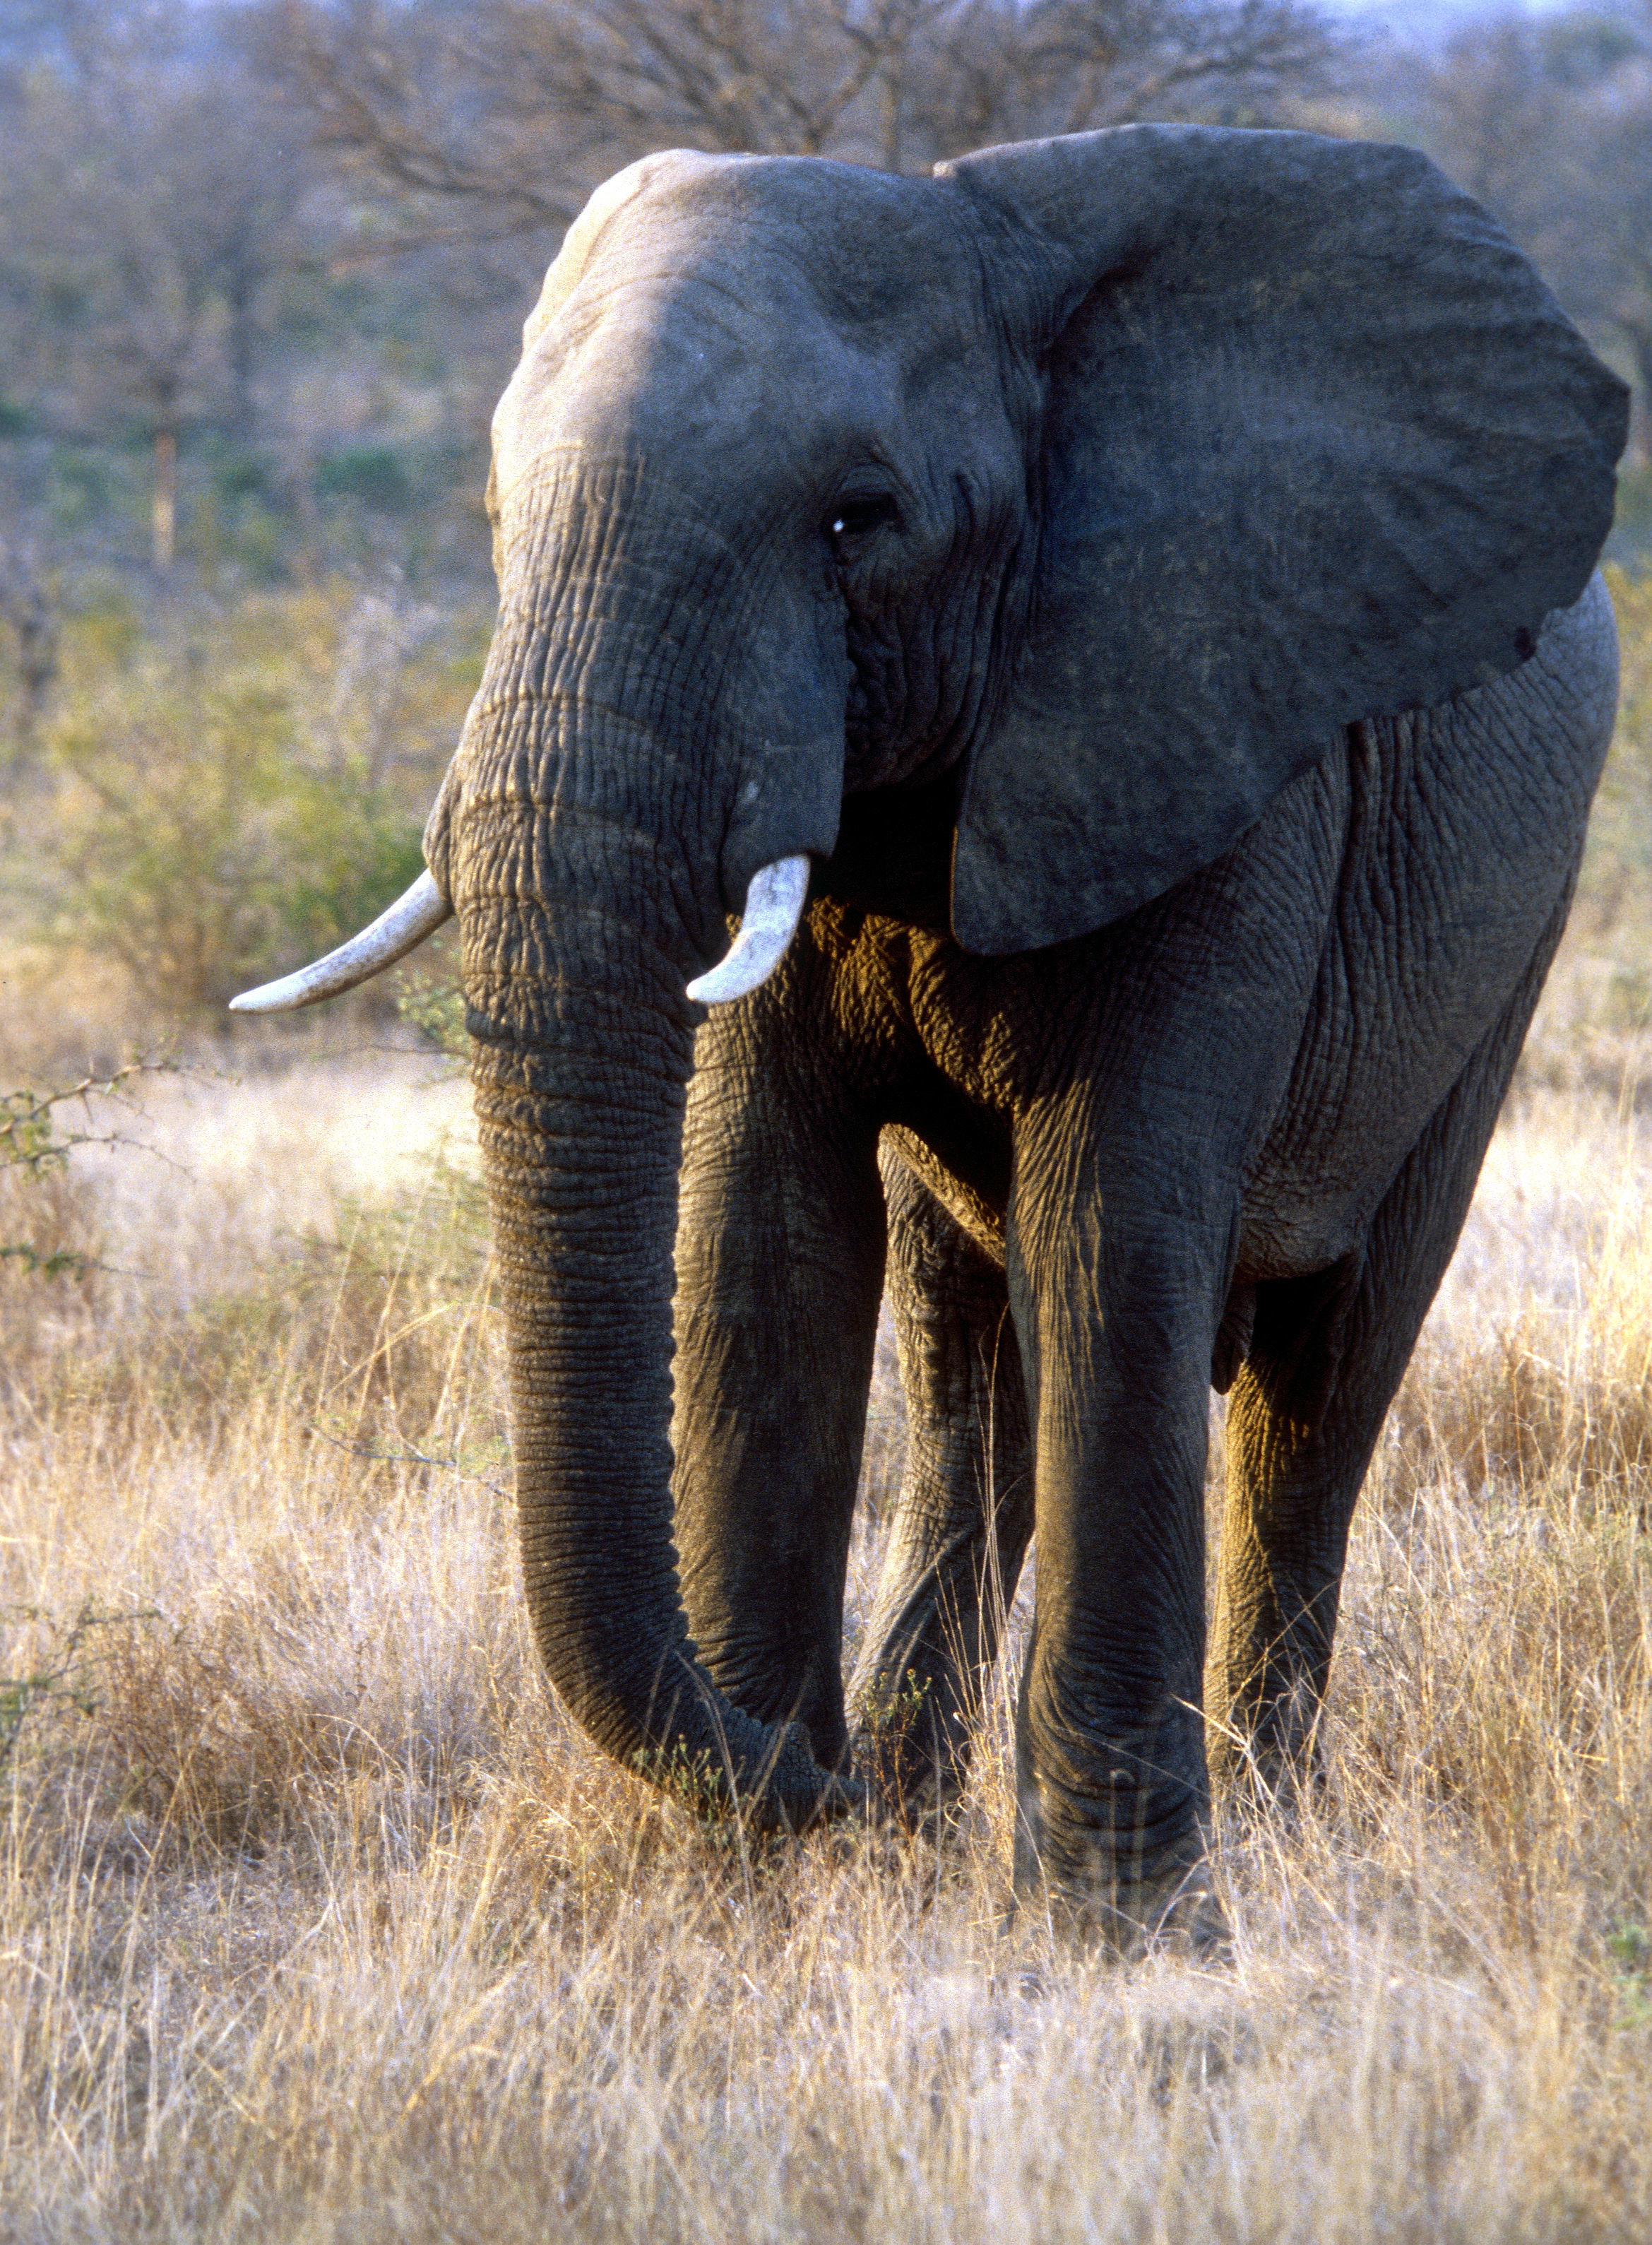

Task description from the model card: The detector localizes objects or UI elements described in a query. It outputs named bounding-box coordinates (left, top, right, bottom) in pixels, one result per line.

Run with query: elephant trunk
left=473, top=923, right=837, bottom=1824
left=451, top=551, right=843, bottom=1828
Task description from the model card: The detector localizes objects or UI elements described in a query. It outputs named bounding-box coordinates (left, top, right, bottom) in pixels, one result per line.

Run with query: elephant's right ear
left=941, top=127, right=1628, bottom=956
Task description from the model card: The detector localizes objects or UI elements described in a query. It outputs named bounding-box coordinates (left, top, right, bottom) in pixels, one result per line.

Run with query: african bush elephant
left=234, top=125, right=1626, bottom=1948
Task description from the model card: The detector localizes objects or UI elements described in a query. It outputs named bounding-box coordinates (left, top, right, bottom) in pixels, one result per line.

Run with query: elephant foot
left=1014, top=1777, right=1230, bottom=1962
left=1222, top=1755, right=1323, bottom=1840
left=997, top=1860, right=1232, bottom=1970
left=1067, top=1866, right=1234, bottom=1965
left=1209, top=1684, right=1329, bottom=1830
left=1029, top=1866, right=1232, bottom=1964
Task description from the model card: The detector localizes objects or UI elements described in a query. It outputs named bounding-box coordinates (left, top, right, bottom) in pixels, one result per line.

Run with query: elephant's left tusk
left=687, top=855, right=810, bottom=1005
left=228, top=870, right=454, bottom=1014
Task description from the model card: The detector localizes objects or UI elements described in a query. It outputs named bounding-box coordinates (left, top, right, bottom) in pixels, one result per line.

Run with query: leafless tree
left=907, top=0, right=1340, bottom=165
left=290, top=0, right=1343, bottom=255
left=1425, top=19, right=1565, bottom=242
left=0, top=536, right=56, bottom=764
left=1553, top=88, right=1652, bottom=460
left=0, top=0, right=314, bottom=565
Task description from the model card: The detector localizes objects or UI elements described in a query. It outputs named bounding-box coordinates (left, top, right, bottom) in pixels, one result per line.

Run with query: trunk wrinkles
left=453, top=540, right=844, bottom=1828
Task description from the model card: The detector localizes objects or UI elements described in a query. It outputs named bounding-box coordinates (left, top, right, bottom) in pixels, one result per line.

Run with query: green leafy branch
left=303, top=1421, right=511, bottom=1502
left=631, top=1741, right=730, bottom=1823
left=1, top=1056, right=177, bottom=1279
left=1, top=1059, right=173, bottom=1175
left=396, top=969, right=468, bottom=1065
left=0, top=1241, right=99, bottom=1279
left=1607, top=1919, right=1652, bottom=2032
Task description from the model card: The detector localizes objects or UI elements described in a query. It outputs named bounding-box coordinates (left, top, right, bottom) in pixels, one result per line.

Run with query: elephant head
left=233, top=129, right=1624, bottom=1827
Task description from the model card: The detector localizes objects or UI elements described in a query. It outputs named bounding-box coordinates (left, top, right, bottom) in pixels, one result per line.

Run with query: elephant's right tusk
left=687, top=855, right=810, bottom=1005
left=228, top=870, right=454, bottom=1014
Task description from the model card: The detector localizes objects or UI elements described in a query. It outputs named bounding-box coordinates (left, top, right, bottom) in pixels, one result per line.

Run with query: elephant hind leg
left=848, top=1139, right=1033, bottom=1815
left=1209, top=904, right=1571, bottom=1798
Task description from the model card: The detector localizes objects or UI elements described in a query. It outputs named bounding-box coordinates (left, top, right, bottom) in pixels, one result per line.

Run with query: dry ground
left=1, top=955, right=1650, bottom=2243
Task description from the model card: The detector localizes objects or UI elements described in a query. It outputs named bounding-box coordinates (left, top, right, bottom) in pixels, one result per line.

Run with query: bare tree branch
left=286, top=0, right=1343, bottom=261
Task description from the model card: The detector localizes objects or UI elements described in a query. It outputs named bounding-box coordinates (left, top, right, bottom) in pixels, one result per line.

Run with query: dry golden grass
left=2, top=1014, right=1650, bottom=2241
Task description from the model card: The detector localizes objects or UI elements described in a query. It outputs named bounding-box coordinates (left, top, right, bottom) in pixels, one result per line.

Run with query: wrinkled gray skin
left=417, top=126, right=1626, bottom=1946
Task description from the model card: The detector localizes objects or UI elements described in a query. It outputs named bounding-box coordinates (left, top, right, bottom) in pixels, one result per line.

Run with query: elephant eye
left=826, top=494, right=898, bottom=556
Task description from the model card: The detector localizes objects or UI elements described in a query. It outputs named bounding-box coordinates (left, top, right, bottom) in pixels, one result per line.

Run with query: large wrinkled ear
left=941, top=127, right=1627, bottom=955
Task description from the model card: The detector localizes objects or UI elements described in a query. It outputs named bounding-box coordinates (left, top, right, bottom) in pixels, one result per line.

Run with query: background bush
left=11, top=579, right=487, bottom=1019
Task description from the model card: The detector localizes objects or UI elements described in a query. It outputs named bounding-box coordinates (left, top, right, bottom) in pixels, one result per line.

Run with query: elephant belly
left=1234, top=853, right=1575, bottom=1286
left=1236, top=579, right=1616, bottom=1283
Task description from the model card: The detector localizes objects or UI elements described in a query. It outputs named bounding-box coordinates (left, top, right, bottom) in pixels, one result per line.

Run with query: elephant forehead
left=494, top=276, right=904, bottom=504
left=509, top=161, right=992, bottom=422
left=488, top=155, right=1016, bottom=527
left=584, top=153, right=989, bottom=328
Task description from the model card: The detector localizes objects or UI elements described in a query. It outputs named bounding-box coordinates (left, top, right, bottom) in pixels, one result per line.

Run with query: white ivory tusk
left=228, top=870, right=453, bottom=1014
left=687, top=855, right=810, bottom=1005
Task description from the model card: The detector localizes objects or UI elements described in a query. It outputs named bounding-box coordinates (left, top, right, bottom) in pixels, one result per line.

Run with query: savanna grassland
left=1, top=579, right=1651, bottom=2242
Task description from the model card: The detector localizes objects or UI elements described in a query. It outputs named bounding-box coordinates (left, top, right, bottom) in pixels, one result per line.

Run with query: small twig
left=3, top=1062, right=197, bottom=1283
left=1, top=1058, right=185, bottom=1176
left=0, top=1602, right=170, bottom=1770
left=303, top=1424, right=511, bottom=1501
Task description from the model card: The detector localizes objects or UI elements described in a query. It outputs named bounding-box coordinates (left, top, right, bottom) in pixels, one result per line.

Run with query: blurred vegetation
left=5, top=555, right=1652, bottom=1049
left=1, top=545, right=1649, bottom=1074
left=0, top=578, right=487, bottom=1021
left=2, top=0, right=1650, bottom=607
left=1579, top=567, right=1652, bottom=962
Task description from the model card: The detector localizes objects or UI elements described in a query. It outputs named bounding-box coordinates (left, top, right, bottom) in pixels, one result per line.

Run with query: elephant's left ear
left=941, top=127, right=1628, bottom=955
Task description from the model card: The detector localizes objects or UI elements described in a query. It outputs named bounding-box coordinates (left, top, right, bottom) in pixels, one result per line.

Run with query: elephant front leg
left=1006, top=1140, right=1229, bottom=1950
left=848, top=1139, right=1033, bottom=1817
left=671, top=977, right=886, bottom=1773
